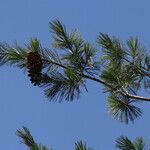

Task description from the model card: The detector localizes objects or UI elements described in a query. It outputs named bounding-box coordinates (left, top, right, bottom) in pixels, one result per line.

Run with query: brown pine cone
left=27, top=51, right=43, bottom=86
left=28, top=72, right=42, bottom=86
left=27, top=51, right=43, bottom=73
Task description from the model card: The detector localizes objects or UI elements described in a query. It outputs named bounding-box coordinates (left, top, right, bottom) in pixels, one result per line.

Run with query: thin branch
left=81, top=73, right=106, bottom=84
left=123, top=57, right=150, bottom=77
left=42, top=58, right=67, bottom=69
left=122, top=89, right=150, bottom=102
left=42, top=58, right=150, bottom=102
left=42, top=58, right=106, bottom=84
left=127, top=94, right=150, bottom=101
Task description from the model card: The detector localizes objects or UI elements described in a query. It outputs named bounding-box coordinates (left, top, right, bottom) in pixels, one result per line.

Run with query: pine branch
left=42, top=58, right=150, bottom=102
left=16, top=127, right=37, bottom=149
left=0, top=43, right=28, bottom=68
left=122, top=89, right=150, bottom=102
left=108, top=94, right=142, bottom=123
left=42, top=58, right=105, bottom=84
left=42, top=58, right=67, bottom=69
left=134, top=137, right=146, bottom=150
left=116, top=136, right=136, bottom=150
left=50, top=20, right=84, bottom=53
left=40, top=71, right=84, bottom=102
left=122, top=57, right=150, bottom=77
left=16, top=127, right=51, bottom=150
left=116, top=136, right=148, bottom=150
left=75, top=141, right=92, bottom=150
left=0, top=20, right=149, bottom=123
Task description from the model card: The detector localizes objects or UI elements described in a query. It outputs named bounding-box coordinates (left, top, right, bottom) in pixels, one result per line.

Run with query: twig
left=42, top=58, right=150, bottom=102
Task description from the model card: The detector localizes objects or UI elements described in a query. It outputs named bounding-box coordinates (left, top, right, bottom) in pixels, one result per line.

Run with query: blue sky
left=0, top=0, right=150, bottom=149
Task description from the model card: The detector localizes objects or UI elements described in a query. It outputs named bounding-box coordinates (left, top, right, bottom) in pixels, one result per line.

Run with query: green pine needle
left=108, top=94, right=142, bottom=124
left=16, top=127, right=50, bottom=150
left=30, top=38, right=40, bottom=52
left=97, top=33, right=125, bottom=65
left=116, top=136, right=148, bottom=150
left=16, top=126, right=36, bottom=149
left=116, top=136, right=136, bottom=150
left=75, top=141, right=90, bottom=150
left=0, top=43, right=28, bottom=68
left=50, top=20, right=84, bottom=52
left=134, top=137, right=146, bottom=150
left=40, top=71, right=86, bottom=102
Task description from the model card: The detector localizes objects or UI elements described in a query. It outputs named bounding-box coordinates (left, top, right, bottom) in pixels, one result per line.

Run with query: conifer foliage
left=16, top=127, right=91, bottom=150
left=0, top=20, right=149, bottom=150
left=115, top=136, right=148, bottom=150
left=16, top=127, right=150, bottom=150
left=16, top=127, right=51, bottom=150
left=0, top=20, right=149, bottom=124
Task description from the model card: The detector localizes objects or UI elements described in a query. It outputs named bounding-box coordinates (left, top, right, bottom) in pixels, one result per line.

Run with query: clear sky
left=0, top=0, right=150, bottom=149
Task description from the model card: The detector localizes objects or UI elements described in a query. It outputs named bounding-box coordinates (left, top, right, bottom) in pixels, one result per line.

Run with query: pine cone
left=28, top=72, right=42, bottom=86
left=27, top=52, right=43, bottom=73
left=27, top=51, right=43, bottom=86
